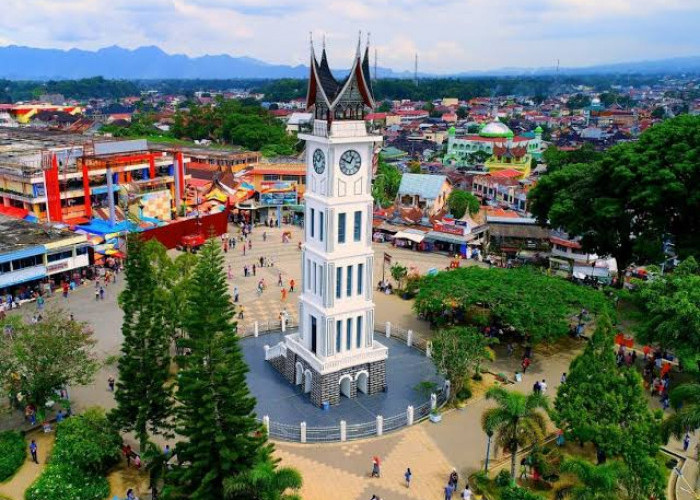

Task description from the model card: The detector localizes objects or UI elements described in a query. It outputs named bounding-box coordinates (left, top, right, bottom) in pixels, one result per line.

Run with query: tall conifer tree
left=164, top=239, right=271, bottom=500
left=111, top=236, right=173, bottom=450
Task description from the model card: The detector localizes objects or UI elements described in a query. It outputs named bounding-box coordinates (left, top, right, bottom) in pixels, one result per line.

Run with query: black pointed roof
left=317, top=49, right=341, bottom=100
left=362, top=46, right=374, bottom=100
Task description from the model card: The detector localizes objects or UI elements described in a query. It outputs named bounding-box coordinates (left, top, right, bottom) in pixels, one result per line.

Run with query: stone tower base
left=269, top=350, right=386, bottom=408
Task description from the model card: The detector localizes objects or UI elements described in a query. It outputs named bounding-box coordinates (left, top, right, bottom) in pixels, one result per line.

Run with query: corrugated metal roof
left=94, top=139, right=148, bottom=156
left=398, top=173, right=447, bottom=200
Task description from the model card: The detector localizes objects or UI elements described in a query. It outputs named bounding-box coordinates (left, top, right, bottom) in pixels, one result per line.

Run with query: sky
left=1, top=0, right=699, bottom=73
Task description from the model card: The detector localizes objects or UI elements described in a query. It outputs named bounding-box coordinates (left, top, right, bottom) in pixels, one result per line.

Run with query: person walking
left=560, top=373, right=567, bottom=384
left=108, top=376, right=115, bottom=392
left=252, top=264, right=256, bottom=276
left=278, top=272, right=283, bottom=287
left=444, top=483, right=454, bottom=500
left=259, top=256, right=264, bottom=267
left=29, top=439, right=38, bottom=464
left=533, top=380, right=541, bottom=394
left=99, top=286, right=105, bottom=300
left=248, top=240, right=252, bottom=250
left=540, top=379, right=547, bottom=394
left=521, top=357, right=531, bottom=373
left=227, top=265, right=233, bottom=280
left=683, top=433, right=691, bottom=452
left=449, top=469, right=459, bottom=494
left=371, top=456, right=381, bottom=478
left=233, top=286, right=239, bottom=303
left=289, top=279, right=295, bottom=293
left=461, top=484, right=472, bottom=500
left=404, top=467, right=412, bottom=488
left=281, top=288, right=288, bottom=301
left=95, top=287, right=100, bottom=301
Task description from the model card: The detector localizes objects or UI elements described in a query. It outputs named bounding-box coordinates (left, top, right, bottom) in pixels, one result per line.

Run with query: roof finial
left=309, top=31, right=313, bottom=49
left=322, top=33, right=326, bottom=50
left=367, top=31, right=371, bottom=49
left=356, top=30, right=362, bottom=56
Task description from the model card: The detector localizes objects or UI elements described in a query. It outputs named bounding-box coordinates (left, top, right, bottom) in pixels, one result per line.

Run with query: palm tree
left=555, top=458, right=625, bottom=500
left=662, top=381, right=700, bottom=441
left=223, top=455, right=303, bottom=500
left=481, top=386, right=549, bottom=480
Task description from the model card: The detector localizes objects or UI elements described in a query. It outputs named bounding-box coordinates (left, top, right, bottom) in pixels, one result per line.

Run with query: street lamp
left=484, top=429, right=494, bottom=472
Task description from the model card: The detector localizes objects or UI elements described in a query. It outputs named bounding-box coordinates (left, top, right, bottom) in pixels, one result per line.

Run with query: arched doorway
left=355, top=371, right=369, bottom=394
left=303, top=370, right=312, bottom=394
left=339, top=375, right=353, bottom=398
left=295, top=362, right=303, bottom=386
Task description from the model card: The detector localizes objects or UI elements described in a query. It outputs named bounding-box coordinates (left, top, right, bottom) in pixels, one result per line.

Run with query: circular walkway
left=241, top=331, right=443, bottom=427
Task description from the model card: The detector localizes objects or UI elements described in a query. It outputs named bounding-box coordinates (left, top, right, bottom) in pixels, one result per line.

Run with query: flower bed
left=0, top=431, right=25, bottom=481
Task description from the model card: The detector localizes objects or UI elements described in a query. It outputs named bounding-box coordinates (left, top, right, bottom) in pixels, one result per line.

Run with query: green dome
left=535, top=125, right=543, bottom=133
left=480, top=120, right=513, bottom=138
left=448, top=126, right=456, bottom=136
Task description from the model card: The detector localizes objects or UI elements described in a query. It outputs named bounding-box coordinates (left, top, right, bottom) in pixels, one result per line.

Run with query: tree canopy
left=530, top=115, right=700, bottom=276
left=447, top=189, right=480, bottom=218
left=634, top=257, right=700, bottom=371
left=372, top=159, right=402, bottom=208
left=413, top=267, right=610, bottom=344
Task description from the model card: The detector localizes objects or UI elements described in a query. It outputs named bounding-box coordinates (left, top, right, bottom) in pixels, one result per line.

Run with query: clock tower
left=267, top=35, right=387, bottom=407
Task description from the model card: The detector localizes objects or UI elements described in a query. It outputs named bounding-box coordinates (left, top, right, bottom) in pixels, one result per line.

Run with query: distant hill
left=0, top=44, right=698, bottom=80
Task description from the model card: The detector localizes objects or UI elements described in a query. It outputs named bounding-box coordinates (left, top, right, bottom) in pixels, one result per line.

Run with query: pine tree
left=111, top=236, right=173, bottom=450
left=164, top=239, right=273, bottom=500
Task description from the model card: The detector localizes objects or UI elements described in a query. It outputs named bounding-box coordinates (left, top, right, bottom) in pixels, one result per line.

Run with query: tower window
left=310, top=208, right=315, bottom=238
left=356, top=315, right=363, bottom=348
left=338, top=213, right=346, bottom=243
left=346, top=318, right=352, bottom=351
left=319, top=212, right=324, bottom=242
left=336, top=320, right=342, bottom=353
left=357, top=263, right=364, bottom=295
left=346, top=265, right=353, bottom=297
left=336, top=267, right=342, bottom=299
left=354, top=211, right=362, bottom=242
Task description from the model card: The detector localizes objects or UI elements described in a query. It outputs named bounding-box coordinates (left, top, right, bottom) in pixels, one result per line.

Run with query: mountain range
left=1, top=45, right=699, bottom=80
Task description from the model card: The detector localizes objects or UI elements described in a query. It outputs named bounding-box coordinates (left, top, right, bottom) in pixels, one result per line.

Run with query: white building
left=266, top=37, right=388, bottom=407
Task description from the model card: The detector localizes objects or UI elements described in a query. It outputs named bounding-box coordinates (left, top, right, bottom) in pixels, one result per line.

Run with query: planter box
left=429, top=413, right=442, bottom=423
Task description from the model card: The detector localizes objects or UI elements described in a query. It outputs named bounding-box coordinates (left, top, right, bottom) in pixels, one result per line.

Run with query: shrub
left=51, top=408, right=121, bottom=473
left=456, top=386, right=472, bottom=401
left=25, top=463, right=110, bottom=500
left=0, top=431, right=25, bottom=481
left=501, top=485, right=545, bottom=500
left=495, top=469, right=512, bottom=487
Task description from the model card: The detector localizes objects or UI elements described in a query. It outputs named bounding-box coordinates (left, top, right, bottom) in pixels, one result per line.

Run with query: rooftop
left=398, top=173, right=448, bottom=200
left=0, top=214, right=84, bottom=255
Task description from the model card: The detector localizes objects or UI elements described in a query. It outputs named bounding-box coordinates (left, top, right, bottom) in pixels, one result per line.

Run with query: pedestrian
left=227, top=265, right=233, bottom=280
left=278, top=272, right=283, bottom=287
left=253, top=264, right=256, bottom=276
left=371, top=456, right=381, bottom=478
left=243, top=246, right=246, bottom=256
left=99, top=286, right=105, bottom=300
left=461, top=484, right=472, bottom=500
left=29, top=439, right=38, bottom=464
left=404, top=467, right=412, bottom=488
left=108, top=376, right=115, bottom=392
left=521, top=357, right=531, bottom=373
left=444, top=483, right=454, bottom=500
left=123, top=444, right=132, bottom=466
left=260, top=256, right=264, bottom=267
left=126, top=488, right=136, bottom=500
left=248, top=240, right=252, bottom=250
left=560, top=372, right=567, bottom=384
left=683, top=433, right=691, bottom=452
left=95, top=288, right=100, bottom=301
left=540, top=379, right=547, bottom=394
left=56, top=409, right=65, bottom=423
left=234, top=286, right=239, bottom=303
left=449, top=468, right=459, bottom=492
left=533, top=380, right=541, bottom=394
left=164, top=444, right=171, bottom=457
left=289, top=279, right=295, bottom=292
left=263, top=232, right=267, bottom=242
left=281, top=288, right=287, bottom=301
left=36, top=295, right=44, bottom=311
left=506, top=343, right=513, bottom=357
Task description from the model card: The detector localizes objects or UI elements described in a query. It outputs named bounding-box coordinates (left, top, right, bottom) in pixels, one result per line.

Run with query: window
left=311, top=316, right=317, bottom=354
left=357, top=263, right=364, bottom=295
left=319, top=212, right=324, bottom=242
left=336, top=320, right=342, bottom=353
left=47, top=250, right=73, bottom=263
left=346, top=318, right=352, bottom=351
left=356, top=316, right=363, bottom=348
left=346, top=266, right=353, bottom=297
left=0, top=262, right=11, bottom=274
left=306, top=258, right=311, bottom=291
left=310, top=208, right=315, bottom=238
left=338, top=213, right=346, bottom=243
left=76, top=246, right=89, bottom=256
left=12, top=255, right=42, bottom=270
left=353, top=211, right=362, bottom=242
left=312, top=263, right=317, bottom=295
left=336, top=267, right=342, bottom=299
left=263, top=174, right=280, bottom=181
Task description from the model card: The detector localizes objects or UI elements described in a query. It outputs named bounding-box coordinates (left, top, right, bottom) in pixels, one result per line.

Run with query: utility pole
left=414, top=53, right=419, bottom=87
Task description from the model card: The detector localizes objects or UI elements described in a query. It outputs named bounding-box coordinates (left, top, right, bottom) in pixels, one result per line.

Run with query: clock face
left=339, top=150, right=361, bottom=176
left=312, top=149, right=325, bottom=174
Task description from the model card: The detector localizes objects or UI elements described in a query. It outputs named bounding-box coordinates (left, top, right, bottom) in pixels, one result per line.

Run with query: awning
left=393, top=230, right=425, bottom=244
left=424, top=231, right=476, bottom=245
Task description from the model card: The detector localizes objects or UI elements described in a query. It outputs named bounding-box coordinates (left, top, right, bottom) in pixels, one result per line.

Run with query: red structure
left=139, top=209, right=229, bottom=249
left=44, top=153, right=63, bottom=222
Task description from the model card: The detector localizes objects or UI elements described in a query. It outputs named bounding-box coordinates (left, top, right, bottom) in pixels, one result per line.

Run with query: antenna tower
left=414, top=53, right=419, bottom=86
left=374, top=47, right=378, bottom=83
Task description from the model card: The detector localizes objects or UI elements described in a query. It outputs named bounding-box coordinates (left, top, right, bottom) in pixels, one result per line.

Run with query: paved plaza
left=6, top=223, right=697, bottom=500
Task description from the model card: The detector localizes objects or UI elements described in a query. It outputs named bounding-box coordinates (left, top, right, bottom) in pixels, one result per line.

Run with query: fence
left=249, top=321, right=446, bottom=443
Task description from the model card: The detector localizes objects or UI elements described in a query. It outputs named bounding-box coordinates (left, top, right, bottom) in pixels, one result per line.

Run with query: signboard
left=432, top=221, right=466, bottom=236
left=260, top=182, right=298, bottom=206
left=47, top=261, right=69, bottom=274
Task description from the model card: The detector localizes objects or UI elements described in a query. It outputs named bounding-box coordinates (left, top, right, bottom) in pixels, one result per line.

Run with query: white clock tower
left=267, top=36, right=387, bottom=407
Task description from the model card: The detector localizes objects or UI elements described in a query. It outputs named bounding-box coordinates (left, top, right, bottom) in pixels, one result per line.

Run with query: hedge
left=24, top=408, right=121, bottom=500
left=0, top=431, right=25, bottom=481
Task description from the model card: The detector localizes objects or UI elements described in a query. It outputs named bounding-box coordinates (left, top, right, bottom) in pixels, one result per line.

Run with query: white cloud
left=0, top=0, right=698, bottom=72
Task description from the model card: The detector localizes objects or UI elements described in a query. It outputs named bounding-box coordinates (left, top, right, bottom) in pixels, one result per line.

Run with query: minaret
left=271, top=35, right=387, bottom=407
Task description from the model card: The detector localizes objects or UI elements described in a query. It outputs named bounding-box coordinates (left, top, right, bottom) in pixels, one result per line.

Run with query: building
left=486, top=214, right=550, bottom=258
left=444, top=121, right=543, bottom=167
left=484, top=145, right=532, bottom=179
left=0, top=214, right=89, bottom=295
left=472, top=172, right=530, bottom=213
left=396, top=174, right=452, bottom=218
left=266, top=37, right=387, bottom=407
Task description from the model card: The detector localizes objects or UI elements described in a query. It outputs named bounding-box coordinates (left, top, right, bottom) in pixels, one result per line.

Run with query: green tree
left=111, top=237, right=174, bottom=452
left=663, top=381, right=700, bottom=440
left=0, top=313, right=98, bottom=413
left=431, top=327, right=495, bottom=402
left=390, top=263, right=408, bottom=290
left=223, top=447, right=302, bottom=500
left=376, top=101, right=392, bottom=112
left=556, top=458, right=625, bottom=500
left=566, top=94, right=592, bottom=110
left=413, top=267, right=609, bottom=343
left=447, top=189, right=480, bottom=218
left=372, top=159, right=402, bottom=208
left=164, top=240, right=289, bottom=499
left=634, top=257, right=700, bottom=370
left=456, top=106, right=469, bottom=119
left=481, top=387, right=549, bottom=479
left=650, top=106, right=665, bottom=119
left=541, top=144, right=602, bottom=174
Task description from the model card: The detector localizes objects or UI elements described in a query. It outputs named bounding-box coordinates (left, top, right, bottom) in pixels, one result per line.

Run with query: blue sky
left=1, top=0, right=698, bottom=73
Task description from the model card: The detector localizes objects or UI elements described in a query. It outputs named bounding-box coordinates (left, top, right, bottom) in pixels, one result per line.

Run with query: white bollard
left=444, top=380, right=451, bottom=400
left=254, top=321, right=259, bottom=337
left=376, top=415, right=383, bottom=436
left=263, top=345, right=270, bottom=360
left=263, top=415, right=270, bottom=434
left=281, top=317, right=286, bottom=333
left=300, top=421, right=307, bottom=443
left=407, top=406, right=414, bottom=426
left=340, top=420, right=347, bottom=442
left=385, top=321, right=392, bottom=338
left=430, top=393, right=437, bottom=411
left=426, top=341, right=432, bottom=358
left=406, top=329, right=413, bottom=347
